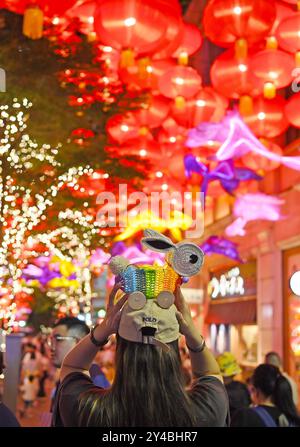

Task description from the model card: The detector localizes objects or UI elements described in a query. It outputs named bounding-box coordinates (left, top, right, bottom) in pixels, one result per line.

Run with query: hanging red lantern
left=132, top=95, right=170, bottom=130
left=211, top=48, right=261, bottom=99
left=270, top=1, right=294, bottom=35
left=170, top=88, right=224, bottom=128
left=5, top=0, right=78, bottom=17
left=249, top=49, right=294, bottom=99
left=243, top=95, right=289, bottom=138
left=172, top=23, right=203, bottom=65
left=203, top=0, right=276, bottom=57
left=241, top=138, right=282, bottom=171
left=285, top=93, right=300, bottom=128
left=106, top=137, right=162, bottom=161
left=276, top=13, right=300, bottom=66
left=106, top=113, right=144, bottom=144
left=158, top=66, right=202, bottom=108
left=93, top=0, right=169, bottom=67
left=119, top=58, right=176, bottom=92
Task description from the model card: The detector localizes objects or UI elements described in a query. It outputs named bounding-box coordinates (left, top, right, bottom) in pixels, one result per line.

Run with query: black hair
left=28, top=375, right=35, bottom=382
left=252, top=364, right=300, bottom=426
left=53, top=316, right=89, bottom=338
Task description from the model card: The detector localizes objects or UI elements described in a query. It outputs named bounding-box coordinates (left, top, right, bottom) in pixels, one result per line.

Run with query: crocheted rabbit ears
left=141, top=229, right=204, bottom=277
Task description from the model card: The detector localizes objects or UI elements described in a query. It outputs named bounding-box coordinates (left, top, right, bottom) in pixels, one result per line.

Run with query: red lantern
left=106, top=113, right=144, bottom=144
left=241, top=138, right=282, bottom=171
left=106, top=137, right=162, bottom=161
left=170, top=88, right=225, bottom=128
left=158, top=66, right=202, bottom=108
left=243, top=95, right=289, bottom=138
left=276, top=12, right=300, bottom=65
left=249, top=49, right=295, bottom=99
left=270, top=1, right=294, bottom=35
left=132, top=95, right=170, bottom=129
left=119, top=58, right=176, bottom=92
left=5, top=0, right=78, bottom=16
left=203, top=0, right=276, bottom=54
left=285, top=93, right=300, bottom=128
left=172, top=23, right=203, bottom=65
left=93, top=0, right=169, bottom=66
left=211, top=48, right=261, bottom=99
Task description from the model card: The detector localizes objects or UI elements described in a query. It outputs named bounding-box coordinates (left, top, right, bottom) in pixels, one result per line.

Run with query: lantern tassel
left=264, top=82, right=276, bottom=99
left=175, top=96, right=186, bottom=109
left=235, top=38, right=248, bottom=60
left=120, top=49, right=135, bottom=68
left=239, top=95, right=253, bottom=116
left=23, top=5, right=44, bottom=40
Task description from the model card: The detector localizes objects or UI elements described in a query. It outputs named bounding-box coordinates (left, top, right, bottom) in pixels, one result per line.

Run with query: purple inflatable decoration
left=200, top=236, right=243, bottom=263
left=184, top=154, right=261, bottom=200
left=186, top=109, right=300, bottom=171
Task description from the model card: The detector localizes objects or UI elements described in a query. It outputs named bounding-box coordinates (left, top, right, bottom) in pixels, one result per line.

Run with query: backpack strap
left=251, top=406, right=277, bottom=427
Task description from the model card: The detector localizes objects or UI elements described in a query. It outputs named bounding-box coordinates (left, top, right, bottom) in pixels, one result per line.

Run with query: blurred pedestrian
left=265, top=351, right=298, bottom=406
left=0, top=352, right=20, bottom=427
left=216, top=352, right=251, bottom=419
left=231, top=364, right=300, bottom=427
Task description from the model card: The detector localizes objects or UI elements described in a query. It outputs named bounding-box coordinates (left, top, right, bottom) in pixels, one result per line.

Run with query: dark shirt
left=225, top=380, right=251, bottom=418
left=52, top=372, right=229, bottom=427
left=0, top=402, right=20, bottom=427
left=231, top=405, right=287, bottom=427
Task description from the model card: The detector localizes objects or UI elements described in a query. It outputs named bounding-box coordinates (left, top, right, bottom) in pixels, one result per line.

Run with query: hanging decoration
left=200, top=236, right=243, bottom=263
left=225, top=193, right=285, bottom=236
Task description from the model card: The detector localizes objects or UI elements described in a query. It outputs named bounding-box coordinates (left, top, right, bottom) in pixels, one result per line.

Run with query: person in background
left=265, top=351, right=298, bottom=406
left=19, top=373, right=39, bottom=419
left=231, top=364, right=300, bottom=427
left=49, top=316, right=110, bottom=425
left=0, top=352, right=20, bottom=427
left=216, top=352, right=251, bottom=419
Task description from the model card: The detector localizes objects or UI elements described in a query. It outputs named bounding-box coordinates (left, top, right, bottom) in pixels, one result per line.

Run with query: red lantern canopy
left=93, top=0, right=169, bottom=67
left=270, top=1, right=294, bottom=35
left=203, top=0, right=276, bottom=57
left=172, top=23, right=203, bottom=65
left=249, top=49, right=295, bottom=99
left=241, top=138, right=282, bottom=171
left=243, top=95, right=289, bottom=138
left=211, top=48, right=261, bottom=99
left=158, top=66, right=202, bottom=108
left=171, top=88, right=225, bottom=128
left=276, top=12, right=300, bottom=66
left=285, top=93, right=300, bottom=128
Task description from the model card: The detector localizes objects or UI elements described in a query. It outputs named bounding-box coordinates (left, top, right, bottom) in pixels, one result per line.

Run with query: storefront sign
left=208, top=261, right=256, bottom=300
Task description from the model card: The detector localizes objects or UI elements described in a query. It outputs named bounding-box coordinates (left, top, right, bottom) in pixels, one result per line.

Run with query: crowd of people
left=0, top=284, right=299, bottom=427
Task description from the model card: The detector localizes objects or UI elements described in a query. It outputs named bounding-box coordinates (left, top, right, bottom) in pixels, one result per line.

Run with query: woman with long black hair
left=52, top=285, right=229, bottom=427
left=231, top=364, right=300, bottom=427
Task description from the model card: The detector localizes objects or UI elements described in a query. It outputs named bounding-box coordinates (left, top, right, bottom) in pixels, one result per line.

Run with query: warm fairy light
left=102, top=46, right=113, bottom=53
left=87, top=16, right=94, bottom=24
left=169, top=136, right=176, bottom=143
left=146, top=65, right=153, bottom=73
left=124, top=17, right=136, bottom=27
left=161, top=183, right=168, bottom=191
left=156, top=171, right=163, bottom=178
left=258, top=112, right=266, bottom=120
left=52, top=17, right=60, bottom=25
left=139, top=149, right=147, bottom=157
left=121, top=125, right=129, bottom=132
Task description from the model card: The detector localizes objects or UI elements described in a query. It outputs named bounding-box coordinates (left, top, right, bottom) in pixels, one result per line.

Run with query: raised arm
left=175, top=286, right=223, bottom=382
left=59, top=284, right=127, bottom=383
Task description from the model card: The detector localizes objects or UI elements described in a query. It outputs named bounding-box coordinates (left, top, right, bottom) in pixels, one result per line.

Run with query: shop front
left=205, top=261, right=258, bottom=374
left=283, top=246, right=300, bottom=401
